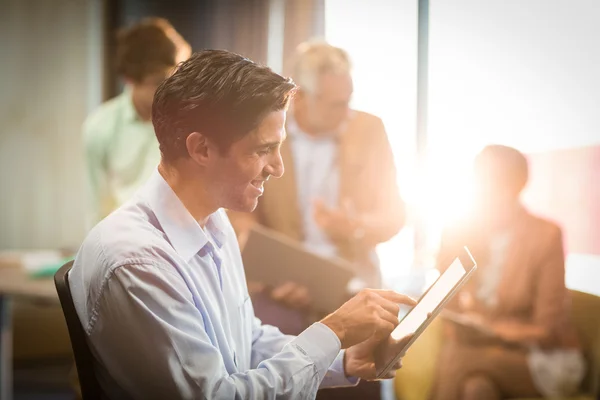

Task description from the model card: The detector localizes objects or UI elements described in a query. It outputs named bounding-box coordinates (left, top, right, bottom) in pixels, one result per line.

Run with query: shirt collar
left=140, top=169, right=226, bottom=262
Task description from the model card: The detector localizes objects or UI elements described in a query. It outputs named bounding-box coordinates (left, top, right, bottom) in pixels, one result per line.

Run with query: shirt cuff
left=321, top=350, right=360, bottom=388
left=290, top=322, right=341, bottom=382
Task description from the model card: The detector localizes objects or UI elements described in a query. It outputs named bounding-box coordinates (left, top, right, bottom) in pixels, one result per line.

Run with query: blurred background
left=0, top=0, right=598, bottom=399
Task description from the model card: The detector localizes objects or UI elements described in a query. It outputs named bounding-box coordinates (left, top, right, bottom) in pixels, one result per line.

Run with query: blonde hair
left=292, top=41, right=351, bottom=94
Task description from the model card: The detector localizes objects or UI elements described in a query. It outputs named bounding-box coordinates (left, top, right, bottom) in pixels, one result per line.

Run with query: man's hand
left=270, top=281, right=312, bottom=310
left=313, top=199, right=360, bottom=242
left=344, top=334, right=413, bottom=380
left=320, top=289, right=416, bottom=349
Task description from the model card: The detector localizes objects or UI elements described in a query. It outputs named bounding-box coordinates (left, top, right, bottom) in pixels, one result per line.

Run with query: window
left=325, top=0, right=419, bottom=287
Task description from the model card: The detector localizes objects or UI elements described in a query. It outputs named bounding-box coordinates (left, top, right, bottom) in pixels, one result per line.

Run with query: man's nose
left=265, top=151, right=284, bottom=179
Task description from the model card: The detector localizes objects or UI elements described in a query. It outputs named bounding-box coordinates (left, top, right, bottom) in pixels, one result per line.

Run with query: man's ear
left=186, top=132, right=210, bottom=166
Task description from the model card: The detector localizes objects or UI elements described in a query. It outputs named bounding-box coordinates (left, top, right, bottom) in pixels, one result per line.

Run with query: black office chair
left=54, top=260, right=104, bottom=400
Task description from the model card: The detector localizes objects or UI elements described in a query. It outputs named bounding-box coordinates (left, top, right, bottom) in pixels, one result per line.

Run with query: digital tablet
left=241, top=225, right=356, bottom=313
left=375, top=246, right=477, bottom=378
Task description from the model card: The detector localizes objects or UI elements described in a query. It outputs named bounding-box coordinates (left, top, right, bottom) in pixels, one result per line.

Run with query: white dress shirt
left=69, top=170, right=355, bottom=399
left=288, top=117, right=339, bottom=258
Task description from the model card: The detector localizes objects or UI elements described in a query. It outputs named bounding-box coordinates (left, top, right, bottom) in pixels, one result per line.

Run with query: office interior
left=0, top=0, right=598, bottom=399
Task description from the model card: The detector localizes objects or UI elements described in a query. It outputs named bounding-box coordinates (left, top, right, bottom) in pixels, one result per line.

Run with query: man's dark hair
left=116, top=17, right=188, bottom=82
left=152, top=50, right=297, bottom=162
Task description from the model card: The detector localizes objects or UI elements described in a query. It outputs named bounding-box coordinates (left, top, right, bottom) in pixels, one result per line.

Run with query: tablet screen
left=375, top=247, right=476, bottom=378
left=391, top=258, right=466, bottom=340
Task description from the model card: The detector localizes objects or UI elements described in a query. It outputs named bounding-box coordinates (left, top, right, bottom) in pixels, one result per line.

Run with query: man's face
left=206, top=110, right=287, bottom=212
left=131, top=68, right=175, bottom=117
left=297, top=72, right=353, bottom=134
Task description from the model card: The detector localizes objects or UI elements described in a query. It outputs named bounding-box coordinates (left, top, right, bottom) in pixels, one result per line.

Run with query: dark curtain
left=207, top=0, right=270, bottom=65
left=282, top=0, right=325, bottom=76
left=103, top=0, right=270, bottom=99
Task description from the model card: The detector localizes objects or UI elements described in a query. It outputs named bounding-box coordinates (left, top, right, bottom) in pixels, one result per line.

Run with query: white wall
left=428, top=0, right=600, bottom=156
left=0, top=0, right=103, bottom=250
left=325, top=0, right=418, bottom=183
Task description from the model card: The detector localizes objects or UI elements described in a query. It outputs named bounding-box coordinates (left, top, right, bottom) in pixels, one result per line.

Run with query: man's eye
left=257, top=148, right=270, bottom=156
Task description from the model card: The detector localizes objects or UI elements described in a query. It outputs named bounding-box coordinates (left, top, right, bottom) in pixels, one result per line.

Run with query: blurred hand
left=270, top=281, right=312, bottom=310
left=321, top=289, right=416, bottom=349
left=491, top=320, right=528, bottom=344
left=444, top=310, right=489, bottom=336
left=344, top=334, right=413, bottom=380
left=461, top=311, right=487, bottom=328
left=247, top=280, right=266, bottom=296
left=313, top=199, right=359, bottom=242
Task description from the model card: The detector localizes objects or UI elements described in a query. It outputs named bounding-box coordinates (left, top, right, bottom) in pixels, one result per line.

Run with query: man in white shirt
left=70, top=50, right=415, bottom=399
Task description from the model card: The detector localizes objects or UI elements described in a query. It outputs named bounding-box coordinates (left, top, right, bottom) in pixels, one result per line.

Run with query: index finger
left=373, top=290, right=417, bottom=307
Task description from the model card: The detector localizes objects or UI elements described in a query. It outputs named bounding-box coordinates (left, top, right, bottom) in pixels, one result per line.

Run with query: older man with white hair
left=230, top=41, right=406, bottom=399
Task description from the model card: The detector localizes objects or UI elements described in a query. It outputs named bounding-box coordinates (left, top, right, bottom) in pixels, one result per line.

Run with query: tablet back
left=241, top=225, right=356, bottom=313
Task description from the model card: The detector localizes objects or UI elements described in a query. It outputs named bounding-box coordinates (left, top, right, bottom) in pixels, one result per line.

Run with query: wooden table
left=0, top=262, right=59, bottom=400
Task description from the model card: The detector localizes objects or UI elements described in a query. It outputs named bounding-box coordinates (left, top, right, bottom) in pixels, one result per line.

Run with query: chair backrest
left=54, top=260, right=104, bottom=400
left=570, top=290, right=600, bottom=396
